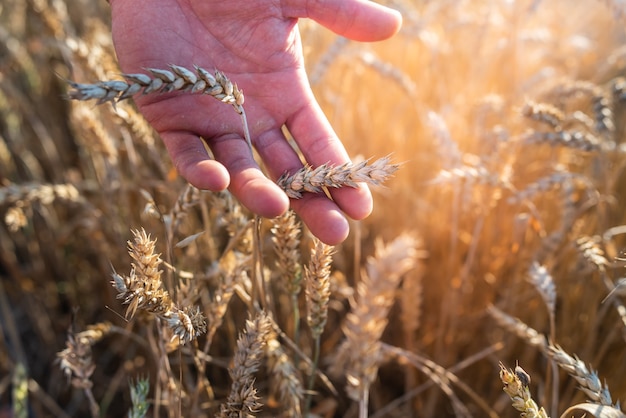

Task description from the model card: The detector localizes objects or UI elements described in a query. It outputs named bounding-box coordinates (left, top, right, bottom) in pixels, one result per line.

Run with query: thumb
left=284, top=0, right=402, bottom=42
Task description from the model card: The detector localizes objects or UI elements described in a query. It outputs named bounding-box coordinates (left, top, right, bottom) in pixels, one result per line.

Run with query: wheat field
left=1, top=0, right=626, bottom=417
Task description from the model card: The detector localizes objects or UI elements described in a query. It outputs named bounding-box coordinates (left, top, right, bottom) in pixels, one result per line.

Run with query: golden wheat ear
left=277, top=155, right=400, bottom=198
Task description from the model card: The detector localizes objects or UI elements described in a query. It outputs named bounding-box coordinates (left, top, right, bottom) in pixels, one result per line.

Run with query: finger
left=209, top=133, right=290, bottom=219
left=255, top=127, right=351, bottom=245
left=291, top=193, right=350, bottom=245
left=284, top=0, right=402, bottom=42
left=160, top=131, right=231, bottom=191
left=285, top=95, right=374, bottom=221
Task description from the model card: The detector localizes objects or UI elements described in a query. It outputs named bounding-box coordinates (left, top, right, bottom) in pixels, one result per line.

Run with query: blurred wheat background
left=1, top=0, right=626, bottom=417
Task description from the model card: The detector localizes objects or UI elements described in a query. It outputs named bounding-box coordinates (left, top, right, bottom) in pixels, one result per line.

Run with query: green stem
left=304, top=335, right=321, bottom=415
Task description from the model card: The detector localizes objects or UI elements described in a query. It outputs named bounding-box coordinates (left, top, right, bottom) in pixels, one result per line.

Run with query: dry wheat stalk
left=382, top=344, right=478, bottom=418
left=333, top=234, right=418, bottom=408
left=217, top=311, right=272, bottom=418
left=499, top=363, right=549, bottom=418
left=67, top=64, right=244, bottom=112
left=277, top=156, right=399, bottom=199
left=111, top=228, right=206, bottom=343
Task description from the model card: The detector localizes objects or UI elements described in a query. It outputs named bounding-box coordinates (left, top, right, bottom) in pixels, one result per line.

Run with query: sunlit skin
left=110, top=0, right=402, bottom=245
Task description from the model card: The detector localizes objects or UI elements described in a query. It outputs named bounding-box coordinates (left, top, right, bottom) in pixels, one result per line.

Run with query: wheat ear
left=488, top=306, right=615, bottom=407
left=334, top=235, right=418, bottom=417
left=111, top=228, right=206, bottom=343
left=217, top=311, right=272, bottom=418
left=67, top=65, right=254, bottom=151
left=265, top=329, right=304, bottom=417
left=57, top=322, right=112, bottom=418
left=67, top=65, right=243, bottom=109
left=499, top=363, right=550, bottom=418
left=277, top=156, right=399, bottom=199
left=303, top=238, right=334, bottom=413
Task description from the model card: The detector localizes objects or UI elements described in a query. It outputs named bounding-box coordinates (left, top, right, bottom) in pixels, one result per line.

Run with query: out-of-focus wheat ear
left=521, top=100, right=565, bottom=130
left=506, top=170, right=579, bottom=205
left=305, top=238, right=334, bottom=339
left=271, top=210, right=303, bottom=297
left=428, top=163, right=512, bottom=189
left=0, top=182, right=83, bottom=207
left=357, top=51, right=418, bottom=97
left=217, top=311, right=272, bottom=418
left=527, top=262, right=556, bottom=322
left=499, top=363, right=550, bottom=418
left=576, top=235, right=610, bottom=273
left=545, top=344, right=614, bottom=406
left=277, top=156, right=400, bottom=199
left=205, top=250, right=244, bottom=347
left=127, top=378, right=150, bottom=418
left=613, top=77, right=626, bottom=102
left=426, top=111, right=462, bottom=170
left=521, top=130, right=603, bottom=152
left=209, top=190, right=253, bottom=254
left=56, top=322, right=112, bottom=418
left=266, top=329, right=303, bottom=417
left=333, top=234, right=418, bottom=410
left=163, top=183, right=201, bottom=238
left=399, top=237, right=427, bottom=349
left=309, top=35, right=350, bottom=85
left=487, top=306, right=548, bottom=350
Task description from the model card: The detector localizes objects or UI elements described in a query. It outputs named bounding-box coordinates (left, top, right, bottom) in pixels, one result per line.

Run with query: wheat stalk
left=277, top=156, right=400, bottom=199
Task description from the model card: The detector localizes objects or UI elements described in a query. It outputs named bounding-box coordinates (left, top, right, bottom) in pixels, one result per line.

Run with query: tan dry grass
left=1, top=0, right=626, bottom=417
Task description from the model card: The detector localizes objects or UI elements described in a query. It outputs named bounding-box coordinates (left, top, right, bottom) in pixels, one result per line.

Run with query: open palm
left=110, top=0, right=401, bottom=244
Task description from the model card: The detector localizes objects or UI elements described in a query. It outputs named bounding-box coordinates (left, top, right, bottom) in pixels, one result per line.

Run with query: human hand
left=110, top=0, right=401, bottom=245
